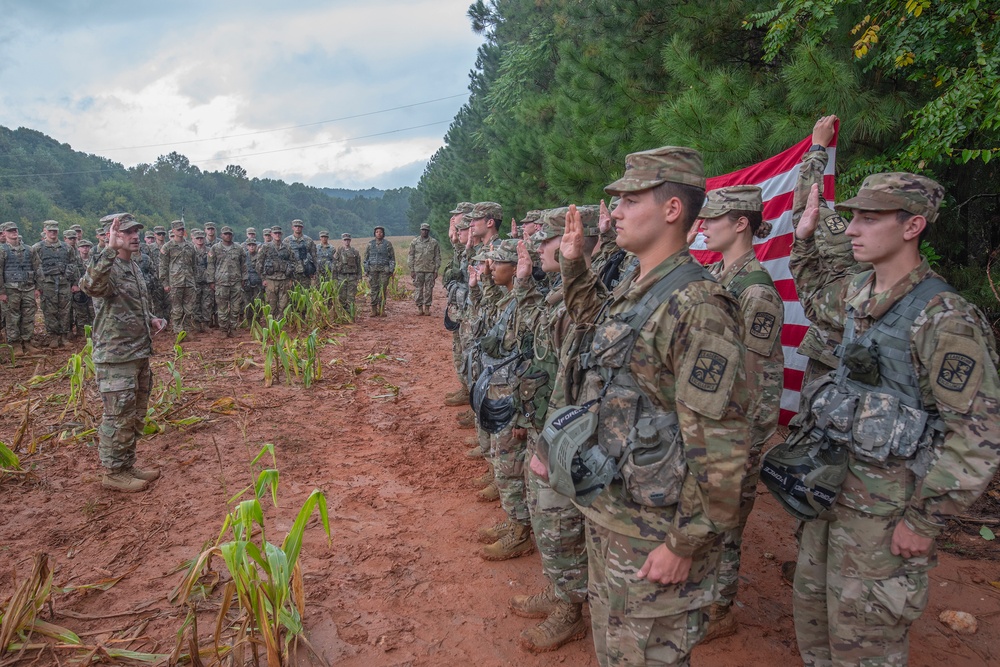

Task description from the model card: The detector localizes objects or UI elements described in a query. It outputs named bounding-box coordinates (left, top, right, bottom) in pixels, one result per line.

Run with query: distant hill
left=0, top=125, right=414, bottom=242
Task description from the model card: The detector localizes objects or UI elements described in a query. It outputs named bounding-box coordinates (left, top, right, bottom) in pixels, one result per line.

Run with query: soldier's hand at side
left=891, top=521, right=933, bottom=559
left=560, top=204, right=584, bottom=261
left=71, top=285, right=80, bottom=293
left=35, top=290, right=41, bottom=299
left=599, top=199, right=612, bottom=234
left=515, top=240, right=533, bottom=281
left=262, top=280, right=267, bottom=288
left=0, top=293, right=7, bottom=303
left=163, top=285, right=171, bottom=294
left=529, top=453, right=548, bottom=480
left=812, top=115, right=837, bottom=149
left=637, top=544, right=692, bottom=585
left=151, top=318, right=167, bottom=335
left=795, top=184, right=821, bottom=240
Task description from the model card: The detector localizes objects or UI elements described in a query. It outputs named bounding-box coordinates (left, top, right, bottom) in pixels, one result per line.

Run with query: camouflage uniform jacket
left=283, top=234, right=317, bottom=277
left=208, top=242, right=248, bottom=286
left=256, top=242, right=295, bottom=280
left=561, top=250, right=751, bottom=558
left=707, top=249, right=784, bottom=444
left=0, top=242, right=41, bottom=291
left=245, top=249, right=262, bottom=287
left=790, top=242, right=1000, bottom=547
left=792, top=149, right=868, bottom=369
left=333, top=246, right=361, bottom=275
left=33, top=239, right=79, bottom=284
left=408, top=236, right=441, bottom=273
left=158, top=239, right=197, bottom=288
left=316, top=244, right=336, bottom=276
left=363, top=239, right=396, bottom=274
left=80, top=248, right=154, bottom=364
left=194, top=246, right=210, bottom=284
left=135, top=250, right=157, bottom=295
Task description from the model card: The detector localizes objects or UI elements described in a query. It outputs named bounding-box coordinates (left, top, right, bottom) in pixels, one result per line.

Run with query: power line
left=94, top=93, right=469, bottom=152
left=0, top=120, right=454, bottom=179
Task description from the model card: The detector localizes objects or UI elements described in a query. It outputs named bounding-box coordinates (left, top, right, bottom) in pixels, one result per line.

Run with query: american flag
left=689, top=133, right=838, bottom=425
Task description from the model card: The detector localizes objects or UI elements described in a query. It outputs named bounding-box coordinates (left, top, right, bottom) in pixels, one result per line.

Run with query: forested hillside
left=0, top=126, right=414, bottom=241
left=408, top=0, right=1000, bottom=310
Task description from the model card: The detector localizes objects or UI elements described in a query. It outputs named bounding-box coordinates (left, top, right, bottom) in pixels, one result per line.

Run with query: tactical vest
left=804, top=276, right=951, bottom=475
left=337, top=248, right=360, bottom=275
left=196, top=249, right=209, bottom=282
left=246, top=252, right=262, bottom=287
left=577, top=260, right=715, bottom=507
left=366, top=240, right=393, bottom=270
left=286, top=237, right=315, bottom=276
left=38, top=241, right=70, bottom=277
left=3, top=245, right=35, bottom=284
left=477, top=297, right=520, bottom=387
left=317, top=245, right=335, bottom=272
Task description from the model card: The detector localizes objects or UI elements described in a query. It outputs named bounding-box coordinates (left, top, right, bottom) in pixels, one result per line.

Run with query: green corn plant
left=301, top=330, right=321, bottom=388
left=0, top=441, right=20, bottom=474
left=62, top=326, right=95, bottom=418
left=174, top=444, right=331, bottom=666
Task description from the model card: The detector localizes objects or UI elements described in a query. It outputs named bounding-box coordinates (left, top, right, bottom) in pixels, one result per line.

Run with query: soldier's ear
left=901, top=214, right=926, bottom=242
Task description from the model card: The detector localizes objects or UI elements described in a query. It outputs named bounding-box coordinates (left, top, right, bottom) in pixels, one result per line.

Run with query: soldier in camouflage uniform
left=191, top=230, right=212, bottom=332
left=203, top=222, right=218, bottom=248
left=363, top=225, right=395, bottom=316
left=34, top=221, right=80, bottom=348
left=158, top=220, right=198, bottom=334
left=692, top=186, right=785, bottom=640
left=316, top=231, right=336, bottom=282
left=243, top=227, right=258, bottom=249
left=257, top=226, right=295, bottom=316
left=443, top=202, right=475, bottom=406
left=333, top=233, right=361, bottom=317
left=202, top=223, right=219, bottom=326
left=208, top=226, right=248, bottom=337
left=284, top=219, right=317, bottom=288
left=0, top=221, right=42, bottom=354
left=149, top=226, right=170, bottom=320
left=80, top=214, right=167, bottom=493
left=549, top=147, right=751, bottom=666
left=408, top=222, right=441, bottom=315
left=789, top=175, right=1000, bottom=666
left=243, top=239, right=263, bottom=321
left=508, top=206, right=604, bottom=653
left=74, top=239, right=96, bottom=330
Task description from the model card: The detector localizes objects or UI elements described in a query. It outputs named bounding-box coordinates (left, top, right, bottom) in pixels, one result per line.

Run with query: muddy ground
left=1, top=281, right=999, bottom=666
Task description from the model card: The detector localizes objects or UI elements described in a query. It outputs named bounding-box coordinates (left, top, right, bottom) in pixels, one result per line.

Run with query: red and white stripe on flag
left=689, top=133, right=837, bottom=426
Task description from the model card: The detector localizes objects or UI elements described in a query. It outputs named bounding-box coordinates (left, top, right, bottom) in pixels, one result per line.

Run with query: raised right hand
left=795, top=184, right=821, bottom=240
left=559, top=204, right=583, bottom=261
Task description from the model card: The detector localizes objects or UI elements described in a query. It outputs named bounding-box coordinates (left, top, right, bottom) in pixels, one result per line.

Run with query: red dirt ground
left=2, top=282, right=999, bottom=666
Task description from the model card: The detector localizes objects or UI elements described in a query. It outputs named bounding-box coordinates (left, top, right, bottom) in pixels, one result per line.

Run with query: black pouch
left=843, top=340, right=881, bottom=385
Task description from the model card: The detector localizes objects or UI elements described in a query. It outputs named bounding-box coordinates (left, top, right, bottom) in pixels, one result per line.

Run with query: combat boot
left=101, top=470, right=149, bottom=493
left=702, top=603, right=737, bottom=643
left=444, top=388, right=470, bottom=407
left=125, top=465, right=161, bottom=482
left=465, top=446, right=485, bottom=460
left=471, top=466, right=493, bottom=487
left=456, top=409, right=475, bottom=425
left=510, top=584, right=558, bottom=619
left=49, top=337, right=60, bottom=349
left=476, top=519, right=512, bottom=544
left=476, top=482, right=500, bottom=503
left=481, top=522, right=533, bottom=561
left=57, top=336, right=66, bottom=348
left=519, top=600, right=587, bottom=653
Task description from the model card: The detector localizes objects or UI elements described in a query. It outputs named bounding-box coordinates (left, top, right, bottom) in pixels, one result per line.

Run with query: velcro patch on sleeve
left=677, top=333, right=741, bottom=420
left=822, top=211, right=848, bottom=235
left=745, top=297, right=783, bottom=357
left=931, top=332, right=985, bottom=414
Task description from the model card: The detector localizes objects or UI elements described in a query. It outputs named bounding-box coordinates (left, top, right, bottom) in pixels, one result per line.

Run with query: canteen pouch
left=619, top=414, right=684, bottom=508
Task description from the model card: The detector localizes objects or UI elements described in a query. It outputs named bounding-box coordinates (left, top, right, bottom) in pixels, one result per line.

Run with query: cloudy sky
left=0, top=1, right=483, bottom=189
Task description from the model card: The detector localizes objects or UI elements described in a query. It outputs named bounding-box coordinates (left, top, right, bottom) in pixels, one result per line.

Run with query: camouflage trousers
left=525, top=431, right=588, bottom=604
left=338, top=276, right=359, bottom=315
left=196, top=283, right=214, bottom=325
left=96, top=358, right=152, bottom=472
left=793, top=508, right=931, bottom=667
left=451, top=329, right=468, bottom=391
left=489, top=391, right=529, bottom=524
left=716, top=433, right=768, bottom=608
left=264, top=278, right=290, bottom=317
left=167, top=285, right=197, bottom=332
left=71, top=294, right=95, bottom=335
left=152, top=285, right=170, bottom=320
left=413, top=271, right=435, bottom=308
left=2, top=287, right=37, bottom=342
left=215, top=283, right=243, bottom=332
left=586, top=520, right=718, bottom=667
left=368, top=270, right=391, bottom=312
left=39, top=280, right=71, bottom=337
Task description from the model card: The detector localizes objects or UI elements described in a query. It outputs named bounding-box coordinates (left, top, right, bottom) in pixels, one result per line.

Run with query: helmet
left=72, top=290, right=90, bottom=304
left=761, top=431, right=848, bottom=522
left=540, top=404, right=614, bottom=506
left=443, top=306, right=460, bottom=331
left=471, top=368, right=515, bottom=434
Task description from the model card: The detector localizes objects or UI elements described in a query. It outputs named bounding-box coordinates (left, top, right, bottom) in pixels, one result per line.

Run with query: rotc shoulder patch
left=745, top=295, right=783, bottom=356
left=750, top=312, right=775, bottom=340
left=678, top=333, right=741, bottom=420
left=690, top=351, right=727, bottom=392
left=823, top=212, right=848, bottom=235
left=931, top=332, right=985, bottom=414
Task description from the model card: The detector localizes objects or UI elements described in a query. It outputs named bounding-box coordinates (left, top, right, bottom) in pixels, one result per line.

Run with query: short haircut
left=727, top=209, right=764, bottom=235
left=651, top=181, right=706, bottom=231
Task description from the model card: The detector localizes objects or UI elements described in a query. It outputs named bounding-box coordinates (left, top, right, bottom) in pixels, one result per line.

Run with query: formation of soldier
left=440, top=114, right=1000, bottom=665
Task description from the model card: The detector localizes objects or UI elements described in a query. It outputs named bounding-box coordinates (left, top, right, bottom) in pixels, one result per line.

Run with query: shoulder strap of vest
left=727, top=269, right=775, bottom=299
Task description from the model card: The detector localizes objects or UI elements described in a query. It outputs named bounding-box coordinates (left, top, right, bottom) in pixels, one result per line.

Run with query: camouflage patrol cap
left=519, top=210, right=542, bottom=225
left=170, top=220, right=185, bottom=230
left=115, top=214, right=143, bottom=232
left=485, top=238, right=519, bottom=264
left=449, top=202, right=475, bottom=215
left=97, top=227, right=107, bottom=236
left=78, top=239, right=93, bottom=248
left=0, top=222, right=13, bottom=232
left=291, top=219, right=304, bottom=227
left=71, top=224, right=83, bottom=232
left=699, top=185, right=763, bottom=219
left=63, top=229, right=77, bottom=239
left=455, top=214, right=472, bottom=231
left=246, top=227, right=257, bottom=235
left=318, top=230, right=329, bottom=237
left=419, top=223, right=430, bottom=230
left=341, top=233, right=352, bottom=240
left=533, top=206, right=602, bottom=243
left=271, top=226, right=283, bottom=234
left=604, top=146, right=705, bottom=194
left=835, top=172, right=945, bottom=223
left=44, top=221, right=59, bottom=232
left=153, top=225, right=166, bottom=234
left=204, top=222, right=217, bottom=230
left=245, top=238, right=258, bottom=246
left=218, top=226, right=232, bottom=234
left=191, top=230, right=206, bottom=239
left=471, top=202, right=502, bottom=221
left=145, top=231, right=155, bottom=239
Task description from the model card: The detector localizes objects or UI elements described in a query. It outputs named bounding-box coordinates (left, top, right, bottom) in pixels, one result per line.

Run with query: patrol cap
left=835, top=172, right=945, bottom=223
left=485, top=238, right=519, bottom=264
left=145, top=231, right=155, bottom=239
left=44, top=221, right=59, bottom=232
left=455, top=214, right=472, bottom=231
left=449, top=202, right=475, bottom=215
left=220, top=225, right=234, bottom=234
left=0, top=222, right=14, bottom=232
left=170, top=220, right=185, bottom=230
left=97, top=227, right=108, bottom=237
left=519, top=210, right=542, bottom=225
left=604, top=146, right=705, bottom=194
left=319, top=230, right=329, bottom=237
left=291, top=219, right=304, bottom=227
left=699, top=185, right=763, bottom=218
left=116, top=214, right=143, bottom=232
left=191, top=230, right=206, bottom=239
left=78, top=239, right=93, bottom=248
left=154, top=225, right=166, bottom=234
left=204, top=222, right=217, bottom=230
left=245, top=238, right=258, bottom=246
left=534, top=206, right=602, bottom=243
left=246, top=227, right=257, bottom=235
left=271, top=226, right=283, bottom=234
left=71, top=224, right=83, bottom=232
left=63, top=230, right=77, bottom=239
left=471, top=202, right=502, bottom=221
left=373, top=225, right=385, bottom=233
left=341, top=233, right=352, bottom=240
left=419, top=223, right=430, bottom=231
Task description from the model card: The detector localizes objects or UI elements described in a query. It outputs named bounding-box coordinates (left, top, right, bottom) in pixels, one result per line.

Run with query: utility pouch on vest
left=851, top=390, right=928, bottom=465
left=810, top=381, right=857, bottom=446
left=843, top=341, right=881, bottom=385
left=619, top=413, right=684, bottom=508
